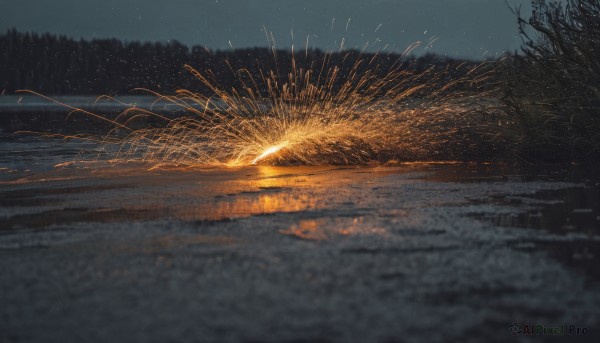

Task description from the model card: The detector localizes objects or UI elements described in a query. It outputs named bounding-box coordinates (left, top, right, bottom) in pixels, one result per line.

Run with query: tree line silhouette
left=0, top=28, right=485, bottom=96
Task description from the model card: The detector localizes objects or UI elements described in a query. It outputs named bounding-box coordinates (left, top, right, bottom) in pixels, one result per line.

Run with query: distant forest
left=0, top=29, right=487, bottom=95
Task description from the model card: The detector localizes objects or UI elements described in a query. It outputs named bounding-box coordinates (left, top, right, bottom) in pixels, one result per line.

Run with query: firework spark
left=252, top=144, right=287, bottom=165
left=23, top=40, right=499, bottom=168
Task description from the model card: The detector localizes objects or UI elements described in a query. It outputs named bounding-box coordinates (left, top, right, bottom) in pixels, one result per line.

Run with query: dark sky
left=0, top=0, right=533, bottom=58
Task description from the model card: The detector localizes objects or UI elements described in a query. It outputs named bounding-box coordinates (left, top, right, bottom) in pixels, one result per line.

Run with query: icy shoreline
left=1, top=154, right=599, bottom=341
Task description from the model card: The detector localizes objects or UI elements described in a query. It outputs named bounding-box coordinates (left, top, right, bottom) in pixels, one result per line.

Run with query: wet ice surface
left=1, top=137, right=599, bottom=342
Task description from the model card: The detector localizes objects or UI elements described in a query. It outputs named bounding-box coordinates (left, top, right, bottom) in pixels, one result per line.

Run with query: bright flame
left=252, top=144, right=287, bottom=164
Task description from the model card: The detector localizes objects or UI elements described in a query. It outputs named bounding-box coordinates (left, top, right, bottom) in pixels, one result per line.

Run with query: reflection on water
left=171, top=166, right=409, bottom=222
left=0, top=161, right=404, bottom=227
left=2, top=136, right=599, bottom=240
left=280, top=219, right=329, bottom=240
left=5, top=155, right=598, bottom=235
left=279, top=216, right=384, bottom=241
left=174, top=192, right=320, bottom=221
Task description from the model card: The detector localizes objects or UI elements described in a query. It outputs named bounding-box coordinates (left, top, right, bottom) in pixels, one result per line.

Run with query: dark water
left=475, top=184, right=600, bottom=283
left=0, top=95, right=223, bottom=135
left=424, top=163, right=600, bottom=231
left=0, top=95, right=205, bottom=113
left=422, top=163, right=600, bottom=284
left=0, top=132, right=101, bottom=177
left=1, top=134, right=599, bottom=341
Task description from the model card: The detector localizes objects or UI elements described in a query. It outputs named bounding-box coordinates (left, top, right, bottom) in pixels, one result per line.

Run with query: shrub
left=502, top=0, right=600, bottom=163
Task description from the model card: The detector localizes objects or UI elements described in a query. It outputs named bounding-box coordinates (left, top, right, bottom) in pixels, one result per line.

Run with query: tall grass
left=502, top=0, right=600, bottom=163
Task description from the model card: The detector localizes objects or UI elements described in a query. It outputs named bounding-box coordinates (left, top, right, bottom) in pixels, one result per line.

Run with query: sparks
left=251, top=144, right=287, bottom=165
left=25, top=37, right=499, bottom=168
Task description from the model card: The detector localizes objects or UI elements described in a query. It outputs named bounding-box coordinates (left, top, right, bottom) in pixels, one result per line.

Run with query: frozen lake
left=0, top=95, right=199, bottom=112
left=0, top=136, right=599, bottom=341
left=0, top=95, right=226, bottom=135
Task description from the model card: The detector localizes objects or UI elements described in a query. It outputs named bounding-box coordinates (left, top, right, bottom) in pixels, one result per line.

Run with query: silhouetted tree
left=0, top=29, right=485, bottom=96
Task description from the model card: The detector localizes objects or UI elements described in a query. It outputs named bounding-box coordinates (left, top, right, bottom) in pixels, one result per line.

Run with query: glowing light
left=252, top=144, right=287, bottom=165
left=22, top=38, right=498, bottom=168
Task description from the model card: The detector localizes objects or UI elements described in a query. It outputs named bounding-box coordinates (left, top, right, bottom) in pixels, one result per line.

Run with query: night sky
left=0, top=0, right=533, bottom=58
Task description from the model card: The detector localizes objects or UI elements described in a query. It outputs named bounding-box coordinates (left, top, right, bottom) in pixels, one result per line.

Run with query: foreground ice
left=0, top=137, right=599, bottom=342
